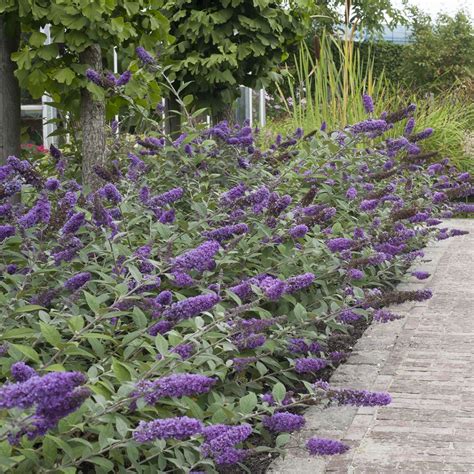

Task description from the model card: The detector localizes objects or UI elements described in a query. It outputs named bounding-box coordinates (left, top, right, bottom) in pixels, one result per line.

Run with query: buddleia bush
left=0, top=89, right=472, bottom=473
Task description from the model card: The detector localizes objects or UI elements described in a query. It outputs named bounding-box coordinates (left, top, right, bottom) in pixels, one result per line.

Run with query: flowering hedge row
left=0, top=97, right=472, bottom=472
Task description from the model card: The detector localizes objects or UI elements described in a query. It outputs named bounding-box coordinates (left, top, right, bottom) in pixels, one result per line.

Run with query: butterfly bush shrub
left=0, top=91, right=472, bottom=472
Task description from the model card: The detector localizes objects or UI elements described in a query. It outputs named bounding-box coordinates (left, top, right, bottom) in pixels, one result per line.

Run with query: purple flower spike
left=362, top=94, right=374, bottom=114
left=133, top=416, right=203, bottom=442
left=162, top=293, right=220, bottom=322
left=347, top=268, right=364, bottom=280
left=306, top=437, right=350, bottom=456
left=326, top=238, right=353, bottom=253
left=45, top=178, right=60, bottom=191
left=116, top=70, right=132, bottom=86
left=100, top=183, right=122, bottom=204
left=64, top=272, right=91, bottom=291
left=136, top=46, right=155, bottom=64
left=289, top=224, right=309, bottom=239
left=411, top=271, right=430, bottom=280
left=0, top=225, right=16, bottom=241
left=11, top=362, right=37, bottom=382
left=285, top=273, right=315, bottom=294
left=346, top=187, right=357, bottom=200
left=373, top=310, right=403, bottom=323
left=86, top=69, right=103, bottom=86
left=294, top=357, right=327, bottom=373
left=137, top=373, right=216, bottom=403
left=263, top=412, right=305, bottom=433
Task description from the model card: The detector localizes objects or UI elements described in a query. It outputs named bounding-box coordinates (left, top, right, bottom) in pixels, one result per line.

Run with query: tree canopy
left=0, top=0, right=170, bottom=119
left=162, top=0, right=311, bottom=117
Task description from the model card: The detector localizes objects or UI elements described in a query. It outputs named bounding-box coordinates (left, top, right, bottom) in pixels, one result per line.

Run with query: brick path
left=271, top=219, right=474, bottom=473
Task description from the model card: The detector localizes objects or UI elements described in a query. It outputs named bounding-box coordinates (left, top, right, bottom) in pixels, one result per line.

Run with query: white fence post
left=40, top=24, right=58, bottom=148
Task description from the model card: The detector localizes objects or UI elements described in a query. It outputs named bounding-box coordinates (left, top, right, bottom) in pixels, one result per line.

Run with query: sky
left=393, top=0, right=474, bottom=18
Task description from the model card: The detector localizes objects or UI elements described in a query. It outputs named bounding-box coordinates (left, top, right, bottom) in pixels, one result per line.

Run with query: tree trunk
left=79, top=44, right=106, bottom=190
left=0, top=14, right=20, bottom=164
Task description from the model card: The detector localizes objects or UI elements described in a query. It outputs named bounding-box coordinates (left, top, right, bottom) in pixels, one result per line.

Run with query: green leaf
left=183, top=94, right=194, bottom=106
left=293, top=303, right=307, bottom=320
left=89, top=456, right=114, bottom=471
left=9, top=344, right=40, bottom=363
left=115, top=416, right=129, bottom=438
left=239, top=392, right=258, bottom=414
left=40, top=322, right=62, bottom=348
left=68, top=315, right=85, bottom=332
left=154, top=334, right=169, bottom=355
left=44, top=364, right=66, bottom=372
left=53, top=68, right=76, bottom=85
left=112, top=358, right=131, bottom=382
left=84, top=291, right=100, bottom=313
left=275, top=433, right=290, bottom=447
left=14, top=305, right=45, bottom=313
left=272, top=382, right=287, bottom=404
left=29, top=31, right=46, bottom=47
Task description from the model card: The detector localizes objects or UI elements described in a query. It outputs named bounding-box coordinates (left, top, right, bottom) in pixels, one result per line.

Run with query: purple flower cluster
left=220, top=183, right=247, bottom=206
left=170, top=343, right=195, bottom=360
left=411, top=271, right=430, bottom=280
left=0, top=225, right=15, bottom=241
left=315, top=381, right=391, bottom=407
left=61, top=212, right=86, bottom=235
left=326, top=238, right=353, bottom=253
left=350, top=119, right=390, bottom=135
left=203, top=223, right=249, bottom=242
left=285, top=273, right=315, bottom=294
left=347, top=268, right=364, bottom=280
left=288, top=338, right=322, bottom=354
left=136, top=46, right=155, bottom=64
left=233, top=332, right=266, bottom=351
left=0, top=371, right=89, bottom=442
left=373, top=309, right=403, bottom=323
left=359, top=199, right=379, bottom=211
left=338, top=309, right=363, bottom=324
left=306, top=437, right=349, bottom=456
left=18, top=194, right=51, bottom=228
left=147, top=187, right=183, bottom=208
left=11, top=362, right=37, bottom=382
left=289, top=224, right=309, bottom=239
left=294, top=357, right=328, bottom=373
left=346, top=187, right=357, bottom=200
left=263, top=412, right=305, bottom=433
left=362, top=94, right=374, bottom=114
left=64, top=272, right=91, bottom=291
left=133, top=416, right=203, bottom=442
left=172, top=240, right=220, bottom=273
left=201, top=423, right=252, bottom=465
left=232, top=356, right=257, bottom=372
left=162, top=293, right=220, bottom=322
left=136, top=374, right=216, bottom=404
left=156, top=290, right=173, bottom=305
left=99, top=183, right=122, bottom=204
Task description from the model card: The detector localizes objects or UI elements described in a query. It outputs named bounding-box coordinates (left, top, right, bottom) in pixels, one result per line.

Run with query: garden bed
left=0, top=101, right=472, bottom=472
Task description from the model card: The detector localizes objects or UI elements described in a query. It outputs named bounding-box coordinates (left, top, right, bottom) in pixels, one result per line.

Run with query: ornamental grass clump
left=0, top=82, right=472, bottom=471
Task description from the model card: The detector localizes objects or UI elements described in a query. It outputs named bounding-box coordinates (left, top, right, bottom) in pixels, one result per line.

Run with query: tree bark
left=79, top=44, right=106, bottom=190
left=0, top=14, right=21, bottom=164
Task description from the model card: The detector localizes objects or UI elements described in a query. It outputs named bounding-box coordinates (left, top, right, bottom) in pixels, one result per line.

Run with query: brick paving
left=270, top=219, right=474, bottom=473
